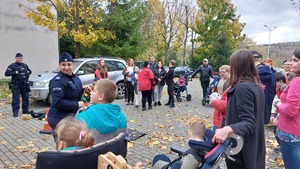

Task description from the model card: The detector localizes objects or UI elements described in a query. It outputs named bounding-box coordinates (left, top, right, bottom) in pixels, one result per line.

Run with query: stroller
left=171, top=126, right=244, bottom=169
left=174, top=73, right=192, bottom=102
left=202, top=75, right=220, bottom=106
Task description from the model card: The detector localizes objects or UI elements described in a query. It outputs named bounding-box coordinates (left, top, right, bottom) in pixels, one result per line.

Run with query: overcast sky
left=231, top=0, right=300, bottom=44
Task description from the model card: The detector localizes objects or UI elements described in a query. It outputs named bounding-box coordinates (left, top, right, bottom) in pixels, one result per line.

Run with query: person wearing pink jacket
left=273, top=49, right=300, bottom=169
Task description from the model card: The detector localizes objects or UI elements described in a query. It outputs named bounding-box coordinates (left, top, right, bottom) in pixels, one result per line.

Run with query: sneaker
left=142, top=107, right=146, bottom=111
left=135, top=105, right=139, bottom=108
left=148, top=106, right=152, bottom=109
left=169, top=105, right=175, bottom=108
left=154, top=102, right=157, bottom=106
left=131, top=102, right=134, bottom=105
left=13, top=112, right=18, bottom=117
left=158, top=101, right=162, bottom=106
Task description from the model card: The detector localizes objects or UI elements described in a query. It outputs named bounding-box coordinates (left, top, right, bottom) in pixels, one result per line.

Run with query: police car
left=29, top=58, right=126, bottom=104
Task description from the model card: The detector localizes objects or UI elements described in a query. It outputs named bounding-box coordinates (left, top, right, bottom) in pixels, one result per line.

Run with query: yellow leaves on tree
left=21, top=0, right=113, bottom=57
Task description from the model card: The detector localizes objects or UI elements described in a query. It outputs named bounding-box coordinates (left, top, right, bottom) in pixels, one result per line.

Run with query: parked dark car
left=174, top=66, right=193, bottom=77
left=134, top=61, right=144, bottom=69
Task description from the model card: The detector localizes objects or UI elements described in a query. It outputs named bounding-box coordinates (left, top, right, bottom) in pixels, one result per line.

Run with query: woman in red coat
left=138, top=61, right=155, bottom=111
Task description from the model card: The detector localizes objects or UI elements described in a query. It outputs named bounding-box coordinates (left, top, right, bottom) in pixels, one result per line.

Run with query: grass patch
left=0, top=80, right=11, bottom=99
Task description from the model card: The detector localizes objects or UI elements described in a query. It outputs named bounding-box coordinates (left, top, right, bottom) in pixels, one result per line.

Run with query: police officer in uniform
left=48, top=52, right=85, bottom=130
left=5, top=53, right=32, bottom=117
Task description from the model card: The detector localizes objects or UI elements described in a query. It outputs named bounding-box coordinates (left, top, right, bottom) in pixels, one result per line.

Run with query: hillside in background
left=259, top=41, right=300, bottom=67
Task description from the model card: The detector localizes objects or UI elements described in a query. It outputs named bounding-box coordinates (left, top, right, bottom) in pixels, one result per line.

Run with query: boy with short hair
left=76, top=79, right=127, bottom=144
left=152, top=121, right=206, bottom=169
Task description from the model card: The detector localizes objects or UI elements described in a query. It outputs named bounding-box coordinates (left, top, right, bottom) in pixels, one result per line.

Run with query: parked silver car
left=29, top=58, right=126, bottom=104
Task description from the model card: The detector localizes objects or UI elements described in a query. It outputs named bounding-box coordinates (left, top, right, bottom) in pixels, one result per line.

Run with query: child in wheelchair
left=56, top=116, right=94, bottom=151
left=152, top=120, right=244, bottom=169
left=152, top=121, right=207, bottom=169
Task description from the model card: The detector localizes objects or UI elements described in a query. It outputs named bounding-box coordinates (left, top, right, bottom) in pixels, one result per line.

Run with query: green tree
left=21, top=0, right=113, bottom=58
left=191, top=0, right=245, bottom=70
left=82, top=0, right=147, bottom=59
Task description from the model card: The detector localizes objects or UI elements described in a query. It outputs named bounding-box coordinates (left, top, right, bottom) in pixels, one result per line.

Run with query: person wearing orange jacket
left=94, top=59, right=109, bottom=81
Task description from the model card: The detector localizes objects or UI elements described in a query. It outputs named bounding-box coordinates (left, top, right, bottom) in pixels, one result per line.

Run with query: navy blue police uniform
left=5, top=53, right=32, bottom=117
left=47, top=52, right=84, bottom=129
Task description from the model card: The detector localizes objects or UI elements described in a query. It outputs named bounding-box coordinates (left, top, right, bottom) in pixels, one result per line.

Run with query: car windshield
left=53, top=61, right=83, bottom=73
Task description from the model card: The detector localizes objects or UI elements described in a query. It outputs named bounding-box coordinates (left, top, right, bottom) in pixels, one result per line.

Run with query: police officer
left=48, top=52, right=85, bottom=130
left=5, top=53, right=32, bottom=117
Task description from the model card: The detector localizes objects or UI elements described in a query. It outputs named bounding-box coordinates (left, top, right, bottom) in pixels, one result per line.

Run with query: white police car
left=29, top=58, right=126, bottom=104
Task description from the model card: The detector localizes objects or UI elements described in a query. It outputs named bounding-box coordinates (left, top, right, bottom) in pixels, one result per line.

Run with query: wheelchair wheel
left=177, top=98, right=182, bottom=102
left=186, top=94, right=191, bottom=101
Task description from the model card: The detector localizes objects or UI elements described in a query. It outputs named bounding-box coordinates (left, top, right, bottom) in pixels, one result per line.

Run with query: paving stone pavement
left=0, top=79, right=283, bottom=169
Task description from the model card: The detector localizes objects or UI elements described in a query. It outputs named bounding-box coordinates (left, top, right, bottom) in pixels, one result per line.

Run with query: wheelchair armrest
left=170, top=146, right=185, bottom=156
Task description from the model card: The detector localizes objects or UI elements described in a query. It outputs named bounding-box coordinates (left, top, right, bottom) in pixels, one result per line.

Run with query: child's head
left=188, top=120, right=206, bottom=141
left=169, top=59, right=176, bottom=67
left=56, top=116, right=94, bottom=150
left=90, top=79, right=117, bottom=104
left=134, top=66, right=139, bottom=73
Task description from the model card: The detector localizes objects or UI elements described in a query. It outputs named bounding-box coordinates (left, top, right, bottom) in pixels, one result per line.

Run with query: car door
left=105, top=60, right=120, bottom=82
left=76, top=60, right=98, bottom=85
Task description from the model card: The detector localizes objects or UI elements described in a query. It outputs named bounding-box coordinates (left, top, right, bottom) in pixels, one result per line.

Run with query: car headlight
left=35, top=80, right=49, bottom=87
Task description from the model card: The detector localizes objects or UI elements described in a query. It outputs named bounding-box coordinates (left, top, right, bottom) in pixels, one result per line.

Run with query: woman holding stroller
left=153, top=61, right=166, bottom=106
left=212, top=49, right=265, bottom=169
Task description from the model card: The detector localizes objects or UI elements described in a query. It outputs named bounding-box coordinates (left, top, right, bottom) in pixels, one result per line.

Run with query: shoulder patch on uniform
left=53, top=87, right=62, bottom=91
left=55, top=76, right=61, bottom=80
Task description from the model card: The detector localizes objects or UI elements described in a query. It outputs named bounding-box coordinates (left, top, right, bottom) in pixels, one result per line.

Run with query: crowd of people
left=4, top=48, right=300, bottom=168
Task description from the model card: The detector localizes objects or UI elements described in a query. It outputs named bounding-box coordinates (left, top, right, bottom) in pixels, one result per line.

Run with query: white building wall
left=0, top=0, right=59, bottom=79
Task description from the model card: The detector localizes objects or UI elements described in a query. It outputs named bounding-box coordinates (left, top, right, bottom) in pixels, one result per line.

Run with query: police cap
left=59, top=52, right=73, bottom=63
left=15, top=53, right=23, bottom=57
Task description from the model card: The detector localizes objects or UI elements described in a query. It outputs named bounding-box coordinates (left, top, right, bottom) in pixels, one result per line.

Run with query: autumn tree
left=21, top=0, right=113, bottom=58
left=191, top=0, right=245, bottom=70
left=143, top=0, right=185, bottom=63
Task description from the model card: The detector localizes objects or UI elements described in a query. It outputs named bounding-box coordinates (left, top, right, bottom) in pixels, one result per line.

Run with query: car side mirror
left=77, top=70, right=85, bottom=75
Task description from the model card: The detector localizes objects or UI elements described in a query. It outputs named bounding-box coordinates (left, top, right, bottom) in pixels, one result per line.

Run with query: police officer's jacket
left=191, top=64, right=214, bottom=82
left=5, top=62, right=32, bottom=82
left=48, top=72, right=84, bottom=125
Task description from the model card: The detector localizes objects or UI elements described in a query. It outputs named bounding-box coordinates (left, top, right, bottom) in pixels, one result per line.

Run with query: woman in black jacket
left=153, top=61, right=166, bottom=106
left=212, top=49, right=265, bottom=169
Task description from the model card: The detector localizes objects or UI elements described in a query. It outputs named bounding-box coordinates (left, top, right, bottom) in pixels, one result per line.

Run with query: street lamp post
left=264, top=25, right=276, bottom=60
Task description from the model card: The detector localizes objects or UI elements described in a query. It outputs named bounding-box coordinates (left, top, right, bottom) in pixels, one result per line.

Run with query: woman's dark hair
left=275, top=72, right=286, bottom=83
left=293, top=49, right=300, bottom=59
left=156, top=61, right=164, bottom=70
left=229, top=49, right=259, bottom=86
left=143, top=61, right=149, bottom=67
left=98, top=59, right=107, bottom=72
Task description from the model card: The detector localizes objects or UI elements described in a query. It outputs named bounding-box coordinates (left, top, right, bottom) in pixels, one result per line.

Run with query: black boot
left=165, top=102, right=170, bottom=106
left=13, top=112, right=18, bottom=117
left=154, top=102, right=157, bottom=106
left=158, top=101, right=162, bottom=106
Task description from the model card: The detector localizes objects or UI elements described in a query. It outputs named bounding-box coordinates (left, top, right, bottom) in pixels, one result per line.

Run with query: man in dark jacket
left=190, top=58, right=214, bottom=99
left=252, top=51, right=276, bottom=124
left=164, top=60, right=176, bottom=108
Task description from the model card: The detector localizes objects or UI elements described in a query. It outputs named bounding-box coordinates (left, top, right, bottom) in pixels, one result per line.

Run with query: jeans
left=126, top=81, right=134, bottom=103
left=201, top=80, right=210, bottom=98
left=154, top=85, right=164, bottom=102
left=280, top=140, right=300, bottom=169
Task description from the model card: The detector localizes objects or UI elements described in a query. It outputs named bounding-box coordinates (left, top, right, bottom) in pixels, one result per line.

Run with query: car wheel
left=116, top=82, right=125, bottom=99
left=47, top=94, right=52, bottom=106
